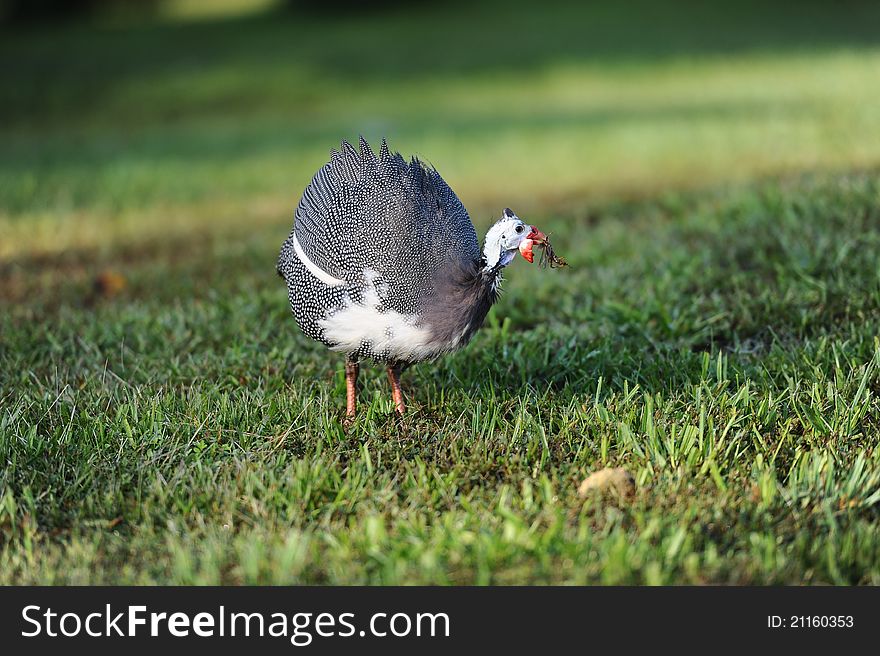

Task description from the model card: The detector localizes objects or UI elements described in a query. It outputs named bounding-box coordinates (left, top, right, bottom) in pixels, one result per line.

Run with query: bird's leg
left=345, top=360, right=360, bottom=419
left=386, top=363, right=406, bottom=415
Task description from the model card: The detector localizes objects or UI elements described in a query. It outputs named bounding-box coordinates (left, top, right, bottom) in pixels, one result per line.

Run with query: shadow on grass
left=2, top=0, right=880, bottom=125
left=0, top=218, right=286, bottom=311
left=0, top=97, right=819, bottom=175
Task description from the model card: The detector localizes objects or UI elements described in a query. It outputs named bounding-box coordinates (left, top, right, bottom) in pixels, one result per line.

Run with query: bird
left=277, top=137, right=548, bottom=418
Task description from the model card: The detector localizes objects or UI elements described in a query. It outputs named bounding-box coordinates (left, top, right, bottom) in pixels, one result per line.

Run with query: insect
left=536, top=234, right=568, bottom=269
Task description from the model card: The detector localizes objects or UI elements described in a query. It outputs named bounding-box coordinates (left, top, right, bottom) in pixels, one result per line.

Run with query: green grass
left=2, top=1, right=880, bottom=584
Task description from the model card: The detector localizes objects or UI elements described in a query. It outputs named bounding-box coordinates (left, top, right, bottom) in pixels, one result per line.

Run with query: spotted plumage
left=277, top=137, right=547, bottom=416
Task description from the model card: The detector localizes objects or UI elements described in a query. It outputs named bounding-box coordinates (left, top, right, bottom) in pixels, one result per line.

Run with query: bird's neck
left=482, top=242, right=516, bottom=272
left=418, top=256, right=501, bottom=350
left=478, top=258, right=504, bottom=295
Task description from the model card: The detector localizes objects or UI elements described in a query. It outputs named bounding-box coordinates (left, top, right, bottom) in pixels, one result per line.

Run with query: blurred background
left=6, top=1, right=880, bottom=587
left=2, top=0, right=880, bottom=302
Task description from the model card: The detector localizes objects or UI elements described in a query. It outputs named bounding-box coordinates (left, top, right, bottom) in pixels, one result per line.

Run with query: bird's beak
left=527, top=226, right=547, bottom=244
left=518, top=226, right=546, bottom=263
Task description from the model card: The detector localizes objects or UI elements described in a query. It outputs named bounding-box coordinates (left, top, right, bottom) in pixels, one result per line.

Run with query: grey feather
left=278, top=137, right=495, bottom=364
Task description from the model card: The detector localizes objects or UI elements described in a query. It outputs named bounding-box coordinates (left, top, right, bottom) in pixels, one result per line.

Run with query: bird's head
left=482, top=208, right=547, bottom=272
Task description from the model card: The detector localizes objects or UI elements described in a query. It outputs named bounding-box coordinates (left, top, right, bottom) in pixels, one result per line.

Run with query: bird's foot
left=386, top=364, right=406, bottom=415
left=344, top=360, right=359, bottom=427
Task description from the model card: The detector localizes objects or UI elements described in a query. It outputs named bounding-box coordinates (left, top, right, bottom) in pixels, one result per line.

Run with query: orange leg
left=386, top=364, right=406, bottom=415
left=345, top=360, right=359, bottom=419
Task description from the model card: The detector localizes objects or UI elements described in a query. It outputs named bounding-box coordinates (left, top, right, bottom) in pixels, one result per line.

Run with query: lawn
left=2, top=0, right=880, bottom=584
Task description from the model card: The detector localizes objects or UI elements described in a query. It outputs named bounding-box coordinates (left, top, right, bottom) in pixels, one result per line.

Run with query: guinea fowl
left=277, top=137, right=548, bottom=418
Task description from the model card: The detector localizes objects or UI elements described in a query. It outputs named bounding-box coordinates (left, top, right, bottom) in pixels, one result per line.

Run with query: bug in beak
left=518, top=226, right=547, bottom=263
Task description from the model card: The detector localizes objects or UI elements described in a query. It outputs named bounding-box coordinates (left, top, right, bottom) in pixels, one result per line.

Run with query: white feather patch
left=318, top=273, right=440, bottom=361
left=293, top=234, right=345, bottom=286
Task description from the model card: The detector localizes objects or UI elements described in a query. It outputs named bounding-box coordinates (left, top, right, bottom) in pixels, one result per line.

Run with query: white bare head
left=482, top=208, right=547, bottom=272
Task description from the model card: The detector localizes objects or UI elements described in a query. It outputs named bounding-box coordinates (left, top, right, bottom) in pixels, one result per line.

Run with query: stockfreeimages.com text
left=21, top=605, right=450, bottom=646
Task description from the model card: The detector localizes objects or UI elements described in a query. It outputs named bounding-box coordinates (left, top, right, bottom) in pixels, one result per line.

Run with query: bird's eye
left=515, top=224, right=524, bottom=234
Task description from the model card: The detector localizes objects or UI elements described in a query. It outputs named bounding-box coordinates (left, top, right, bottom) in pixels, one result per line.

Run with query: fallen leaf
left=577, top=467, right=636, bottom=499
